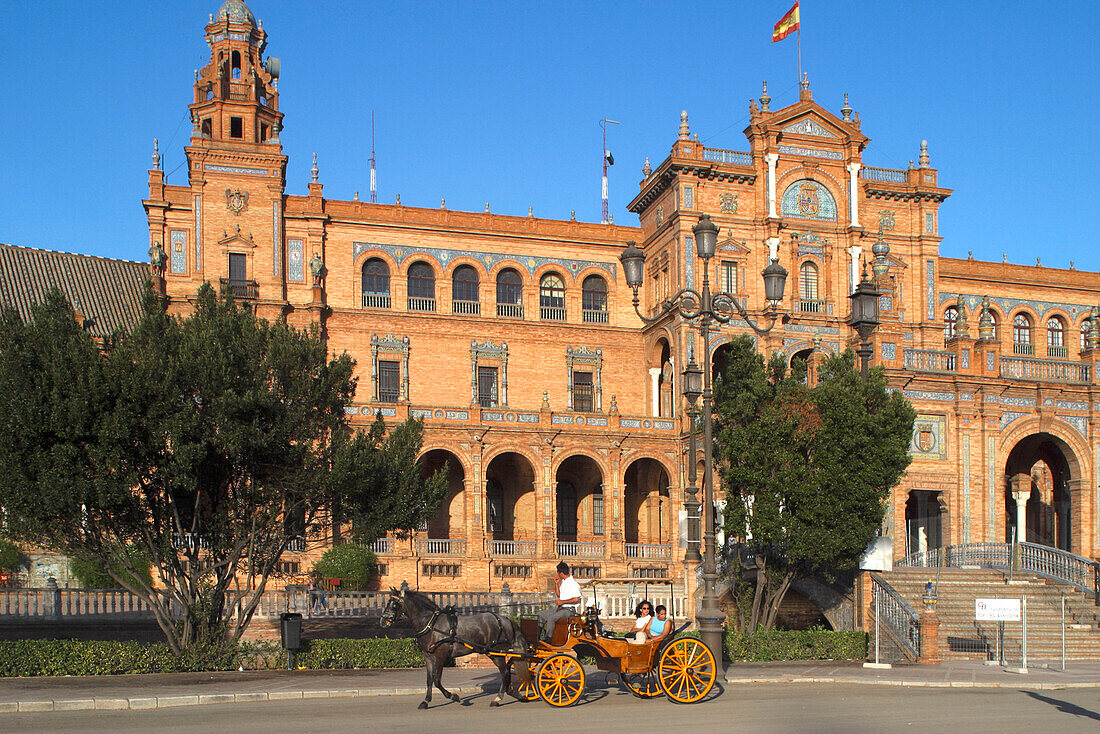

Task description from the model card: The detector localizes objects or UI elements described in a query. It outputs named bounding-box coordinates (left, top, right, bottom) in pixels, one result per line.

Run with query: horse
left=380, top=587, right=528, bottom=709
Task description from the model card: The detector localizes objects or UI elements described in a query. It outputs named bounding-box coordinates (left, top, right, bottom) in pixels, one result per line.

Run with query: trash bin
left=280, top=612, right=302, bottom=651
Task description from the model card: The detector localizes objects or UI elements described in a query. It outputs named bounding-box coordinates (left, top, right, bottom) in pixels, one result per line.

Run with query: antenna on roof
left=600, top=118, right=620, bottom=225
left=370, top=110, right=377, bottom=204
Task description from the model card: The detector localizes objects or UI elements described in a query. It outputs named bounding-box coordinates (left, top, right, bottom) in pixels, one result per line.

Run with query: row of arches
left=419, top=450, right=673, bottom=545
left=945, top=305, right=1087, bottom=357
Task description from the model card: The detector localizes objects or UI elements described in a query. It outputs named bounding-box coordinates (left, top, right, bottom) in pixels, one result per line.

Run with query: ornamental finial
left=919, top=140, right=930, bottom=169
left=759, top=81, right=771, bottom=112
left=310, top=152, right=318, bottom=182
left=679, top=110, right=690, bottom=140
left=642, top=156, right=652, bottom=178
left=152, top=138, right=161, bottom=170
left=841, top=93, right=852, bottom=122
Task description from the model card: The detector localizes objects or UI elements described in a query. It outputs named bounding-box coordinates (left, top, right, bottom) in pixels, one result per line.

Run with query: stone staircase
left=879, top=567, right=1100, bottom=661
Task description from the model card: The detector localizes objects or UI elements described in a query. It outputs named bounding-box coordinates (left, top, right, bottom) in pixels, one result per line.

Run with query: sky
left=0, top=1, right=1097, bottom=268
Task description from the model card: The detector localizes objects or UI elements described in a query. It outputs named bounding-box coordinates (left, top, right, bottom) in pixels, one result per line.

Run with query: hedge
left=724, top=628, right=867, bottom=662
left=0, top=638, right=424, bottom=678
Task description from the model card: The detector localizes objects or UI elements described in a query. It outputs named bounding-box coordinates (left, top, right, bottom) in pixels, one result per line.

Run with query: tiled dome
left=215, top=1, right=256, bottom=28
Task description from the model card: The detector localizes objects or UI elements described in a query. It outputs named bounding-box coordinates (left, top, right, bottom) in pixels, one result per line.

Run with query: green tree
left=714, top=336, right=915, bottom=632
left=0, top=538, right=24, bottom=573
left=69, top=545, right=154, bottom=589
left=312, top=544, right=378, bottom=589
left=0, top=286, right=445, bottom=653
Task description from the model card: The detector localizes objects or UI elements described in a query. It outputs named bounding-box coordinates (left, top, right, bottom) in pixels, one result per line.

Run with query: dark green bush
left=724, top=627, right=867, bottom=661
left=0, top=637, right=423, bottom=677
left=68, top=545, right=153, bottom=589
left=311, top=544, right=378, bottom=589
left=0, top=537, right=24, bottom=572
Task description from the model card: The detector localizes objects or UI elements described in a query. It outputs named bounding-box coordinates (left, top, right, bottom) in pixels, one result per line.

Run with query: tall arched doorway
left=905, top=490, right=944, bottom=555
left=421, top=449, right=465, bottom=539
left=624, top=458, right=671, bottom=545
left=484, top=452, right=537, bottom=542
left=555, top=455, right=604, bottom=542
left=1004, top=433, right=1076, bottom=551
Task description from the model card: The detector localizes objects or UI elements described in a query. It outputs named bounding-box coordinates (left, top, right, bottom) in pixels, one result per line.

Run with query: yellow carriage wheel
left=622, top=668, right=662, bottom=698
left=510, top=660, right=540, bottom=702
left=535, top=653, right=586, bottom=707
left=657, top=638, right=716, bottom=704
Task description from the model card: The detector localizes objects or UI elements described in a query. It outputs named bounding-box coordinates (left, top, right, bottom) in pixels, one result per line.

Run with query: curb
left=723, top=676, right=1100, bottom=690
left=0, top=685, right=490, bottom=714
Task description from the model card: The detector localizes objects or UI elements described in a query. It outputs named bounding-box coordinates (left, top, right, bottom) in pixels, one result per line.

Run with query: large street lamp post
left=848, top=266, right=881, bottom=380
left=620, top=214, right=787, bottom=658
left=681, top=353, right=703, bottom=564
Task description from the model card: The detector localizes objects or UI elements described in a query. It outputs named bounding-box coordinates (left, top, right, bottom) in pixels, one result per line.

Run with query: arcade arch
left=623, top=457, right=672, bottom=545
left=421, top=449, right=465, bottom=539
left=1004, top=432, right=1078, bottom=551
left=554, top=454, right=605, bottom=541
left=484, top=452, right=537, bottom=542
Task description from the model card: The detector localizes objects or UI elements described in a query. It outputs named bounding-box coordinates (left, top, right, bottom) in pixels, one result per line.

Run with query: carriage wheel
left=510, top=660, right=540, bottom=702
left=535, top=653, right=586, bottom=707
left=622, top=668, right=662, bottom=698
left=657, top=638, right=716, bottom=704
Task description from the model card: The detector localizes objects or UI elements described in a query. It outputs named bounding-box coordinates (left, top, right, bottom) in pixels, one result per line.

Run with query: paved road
left=5, top=681, right=1099, bottom=733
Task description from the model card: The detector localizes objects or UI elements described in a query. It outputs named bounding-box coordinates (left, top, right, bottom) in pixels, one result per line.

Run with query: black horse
left=380, top=587, right=528, bottom=709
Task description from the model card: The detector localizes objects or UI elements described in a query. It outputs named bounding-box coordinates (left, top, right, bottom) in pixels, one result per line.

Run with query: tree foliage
left=714, top=336, right=915, bottom=631
left=311, top=544, right=378, bottom=589
left=0, top=285, right=444, bottom=652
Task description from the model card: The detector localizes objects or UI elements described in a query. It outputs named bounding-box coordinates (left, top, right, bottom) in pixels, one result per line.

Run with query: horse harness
left=410, top=604, right=511, bottom=655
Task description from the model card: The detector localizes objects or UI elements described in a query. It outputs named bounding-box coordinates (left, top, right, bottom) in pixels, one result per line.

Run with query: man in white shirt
left=536, top=561, right=582, bottom=641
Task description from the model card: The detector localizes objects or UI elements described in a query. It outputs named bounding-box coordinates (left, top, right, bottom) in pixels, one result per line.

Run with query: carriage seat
left=550, top=616, right=584, bottom=646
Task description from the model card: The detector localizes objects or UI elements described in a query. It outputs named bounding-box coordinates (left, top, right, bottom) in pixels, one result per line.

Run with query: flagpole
left=797, top=26, right=802, bottom=87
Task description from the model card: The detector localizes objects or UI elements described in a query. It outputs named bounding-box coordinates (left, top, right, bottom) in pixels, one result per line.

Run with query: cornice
left=628, top=161, right=756, bottom=214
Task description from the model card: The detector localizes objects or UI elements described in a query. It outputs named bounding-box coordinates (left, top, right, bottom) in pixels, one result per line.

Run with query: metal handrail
left=870, top=573, right=921, bottom=659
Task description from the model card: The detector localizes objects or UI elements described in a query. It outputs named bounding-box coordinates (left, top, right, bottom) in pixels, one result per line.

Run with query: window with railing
left=572, top=371, right=594, bottom=412
left=944, top=306, right=959, bottom=340
left=799, top=261, right=821, bottom=312
left=592, top=489, right=604, bottom=536
left=540, top=273, right=566, bottom=320
left=477, top=366, right=498, bottom=408
left=1047, top=317, right=1066, bottom=357
left=1013, top=314, right=1033, bottom=355
left=221, top=253, right=258, bottom=299
left=362, top=258, right=391, bottom=308
left=377, top=360, right=400, bottom=403
left=581, top=275, right=608, bottom=323
left=406, top=261, right=435, bottom=311
left=721, top=260, right=739, bottom=294
left=452, top=265, right=480, bottom=314
left=496, top=268, right=523, bottom=317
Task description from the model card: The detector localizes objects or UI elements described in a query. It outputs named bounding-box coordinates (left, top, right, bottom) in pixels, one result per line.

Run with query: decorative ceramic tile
left=1057, top=415, right=1086, bottom=436
left=353, top=241, right=617, bottom=281
left=903, top=390, right=955, bottom=402
left=782, top=118, right=837, bottom=137
left=1000, top=411, right=1028, bottom=429
left=925, top=261, right=936, bottom=319
left=881, top=342, right=896, bottom=359
left=1001, top=396, right=1036, bottom=407
left=170, top=230, right=187, bottom=273
left=910, top=415, right=948, bottom=460
left=779, top=145, right=843, bottom=160
left=194, top=195, right=202, bottom=270
left=1057, top=400, right=1089, bottom=411
left=287, top=239, right=304, bottom=281
left=205, top=164, right=271, bottom=176
left=959, top=392, right=974, bottom=401
left=780, top=180, right=837, bottom=221
left=272, top=202, right=281, bottom=277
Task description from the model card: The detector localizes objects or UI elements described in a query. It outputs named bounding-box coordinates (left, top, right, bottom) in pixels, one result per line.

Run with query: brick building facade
left=133, top=2, right=1100, bottom=594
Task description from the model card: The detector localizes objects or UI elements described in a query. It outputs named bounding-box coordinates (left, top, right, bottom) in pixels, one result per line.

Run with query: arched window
left=231, top=50, right=242, bottom=80
left=406, top=261, right=435, bottom=311
left=452, top=265, right=480, bottom=314
left=799, top=261, right=820, bottom=312
left=540, top=273, right=566, bottom=321
left=944, top=306, right=959, bottom=340
left=361, top=258, right=390, bottom=308
left=581, top=275, right=608, bottom=323
left=1047, top=317, right=1066, bottom=357
left=1081, top=321, right=1092, bottom=351
left=1013, top=314, right=1033, bottom=355
left=496, top=268, right=523, bottom=317
left=987, top=311, right=999, bottom=341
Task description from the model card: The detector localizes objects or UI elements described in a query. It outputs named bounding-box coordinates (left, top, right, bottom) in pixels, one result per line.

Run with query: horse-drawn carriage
left=381, top=579, right=717, bottom=709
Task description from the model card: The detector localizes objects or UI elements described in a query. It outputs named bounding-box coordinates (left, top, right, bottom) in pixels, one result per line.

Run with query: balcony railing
left=367, top=538, right=393, bottom=555
left=903, top=348, right=956, bottom=373
left=1000, top=356, right=1090, bottom=383
left=496, top=303, right=523, bottom=318
left=582, top=309, right=608, bottom=324
left=625, top=543, right=673, bottom=560
left=541, top=306, right=566, bottom=321
left=219, top=278, right=258, bottom=299
left=702, top=147, right=752, bottom=166
left=1013, top=342, right=1035, bottom=356
left=1048, top=345, right=1068, bottom=358
left=285, top=537, right=306, bottom=553
left=861, top=166, right=907, bottom=183
left=798, top=299, right=827, bottom=314
left=556, top=541, right=604, bottom=558
left=415, top=538, right=467, bottom=556
left=407, top=296, right=436, bottom=312
left=491, top=540, right=537, bottom=557
left=453, top=300, right=481, bottom=315
left=362, top=293, right=391, bottom=309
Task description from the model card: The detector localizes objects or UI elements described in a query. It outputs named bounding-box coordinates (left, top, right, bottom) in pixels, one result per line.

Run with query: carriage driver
left=537, top=561, right=582, bottom=641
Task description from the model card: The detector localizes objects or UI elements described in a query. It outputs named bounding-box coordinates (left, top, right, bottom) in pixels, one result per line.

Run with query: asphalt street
left=5, top=682, right=1099, bottom=734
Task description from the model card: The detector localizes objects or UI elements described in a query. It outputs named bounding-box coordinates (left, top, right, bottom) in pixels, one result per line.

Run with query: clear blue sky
left=1, top=1, right=1097, bottom=268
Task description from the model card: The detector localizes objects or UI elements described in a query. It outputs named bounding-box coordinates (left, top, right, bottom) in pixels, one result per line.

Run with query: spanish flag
left=772, top=2, right=800, bottom=42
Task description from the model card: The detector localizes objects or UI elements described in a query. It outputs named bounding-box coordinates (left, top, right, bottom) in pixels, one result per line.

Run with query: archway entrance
left=1004, top=433, right=1075, bottom=550
left=624, top=458, right=671, bottom=545
left=905, top=490, right=943, bottom=555
left=555, top=455, right=604, bottom=542
left=484, top=452, right=536, bottom=542
left=421, top=449, right=465, bottom=539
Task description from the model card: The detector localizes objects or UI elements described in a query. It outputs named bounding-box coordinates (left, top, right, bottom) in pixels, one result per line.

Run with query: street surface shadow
left=1025, top=691, right=1100, bottom=722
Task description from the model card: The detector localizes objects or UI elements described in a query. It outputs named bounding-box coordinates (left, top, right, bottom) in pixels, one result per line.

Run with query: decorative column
left=1011, top=474, right=1031, bottom=544
left=766, top=153, right=779, bottom=218
left=846, top=162, right=862, bottom=227
left=649, top=367, right=663, bottom=417
left=847, top=244, right=862, bottom=294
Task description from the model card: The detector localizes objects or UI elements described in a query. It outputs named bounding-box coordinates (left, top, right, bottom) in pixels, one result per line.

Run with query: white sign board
left=975, top=598, right=1021, bottom=622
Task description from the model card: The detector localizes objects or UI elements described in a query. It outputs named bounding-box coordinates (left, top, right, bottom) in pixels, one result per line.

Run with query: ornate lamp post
left=681, top=351, right=703, bottom=564
left=620, top=213, right=787, bottom=657
left=848, top=266, right=881, bottom=379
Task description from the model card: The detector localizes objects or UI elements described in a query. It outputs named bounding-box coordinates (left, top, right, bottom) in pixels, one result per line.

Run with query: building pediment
left=217, top=226, right=256, bottom=250
left=782, top=116, right=838, bottom=138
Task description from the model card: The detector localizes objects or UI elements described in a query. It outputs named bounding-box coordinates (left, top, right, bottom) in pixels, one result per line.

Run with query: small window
left=944, top=306, right=959, bottom=339
left=377, top=360, right=400, bottom=403
left=230, top=116, right=243, bottom=138
left=260, top=123, right=268, bottom=142
left=581, top=275, right=607, bottom=323
left=231, top=50, right=242, bottom=80
left=496, top=268, right=522, bottom=305
left=721, top=261, right=739, bottom=294
left=407, top=261, right=435, bottom=306
left=201, top=118, right=212, bottom=136
left=1013, top=314, right=1031, bottom=344
left=800, top=261, right=819, bottom=301
left=572, top=371, right=594, bottom=412
left=540, top=273, right=566, bottom=320
left=556, top=482, right=577, bottom=537
left=1081, top=321, right=1091, bottom=351
left=362, top=258, right=391, bottom=308
left=683, top=186, right=694, bottom=209
left=453, top=265, right=480, bottom=303
left=477, top=366, right=498, bottom=408
left=228, top=253, right=247, bottom=281
left=592, top=487, right=604, bottom=536
left=1047, top=317, right=1065, bottom=347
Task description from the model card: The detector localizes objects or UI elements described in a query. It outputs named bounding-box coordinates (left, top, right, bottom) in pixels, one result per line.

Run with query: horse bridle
left=380, top=591, right=403, bottom=628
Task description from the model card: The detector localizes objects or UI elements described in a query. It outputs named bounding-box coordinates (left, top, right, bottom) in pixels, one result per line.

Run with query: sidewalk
left=3, top=660, right=1100, bottom=714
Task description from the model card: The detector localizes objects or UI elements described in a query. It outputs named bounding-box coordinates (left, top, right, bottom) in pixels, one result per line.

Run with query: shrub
left=311, top=544, right=377, bottom=589
left=724, top=627, right=867, bottom=662
left=0, top=537, right=23, bottom=572
left=69, top=545, right=153, bottom=589
left=295, top=638, right=423, bottom=669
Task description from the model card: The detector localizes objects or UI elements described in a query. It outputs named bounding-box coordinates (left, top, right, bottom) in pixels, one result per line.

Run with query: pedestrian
left=536, top=561, right=581, bottom=641
left=309, top=574, right=327, bottom=615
